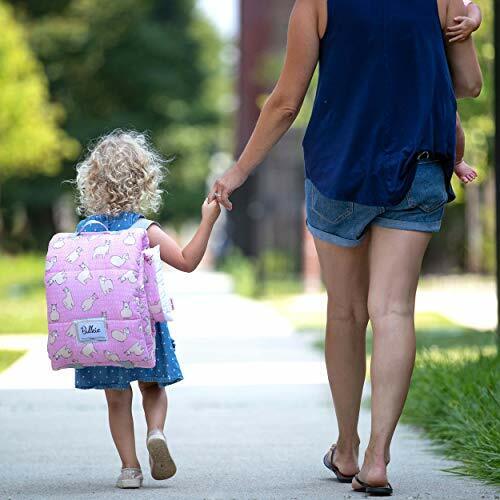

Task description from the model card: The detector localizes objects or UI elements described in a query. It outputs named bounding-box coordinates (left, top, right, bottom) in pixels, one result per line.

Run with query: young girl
left=448, top=0, right=483, bottom=184
left=74, top=130, right=220, bottom=489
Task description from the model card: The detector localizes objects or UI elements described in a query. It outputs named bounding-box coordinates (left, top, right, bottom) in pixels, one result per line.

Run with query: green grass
left=0, top=350, right=26, bottom=372
left=402, top=347, right=499, bottom=484
left=0, top=254, right=46, bottom=333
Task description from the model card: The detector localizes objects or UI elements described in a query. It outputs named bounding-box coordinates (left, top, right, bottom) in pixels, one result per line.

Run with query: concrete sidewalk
left=0, top=271, right=498, bottom=499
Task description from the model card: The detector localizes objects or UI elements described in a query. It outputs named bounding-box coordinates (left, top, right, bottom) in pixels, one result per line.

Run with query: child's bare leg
left=105, top=388, right=141, bottom=469
left=139, top=382, right=175, bottom=480
left=138, top=382, right=167, bottom=432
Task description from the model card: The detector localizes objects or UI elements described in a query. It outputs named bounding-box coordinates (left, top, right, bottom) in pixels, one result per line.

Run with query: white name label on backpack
left=75, top=318, right=108, bottom=343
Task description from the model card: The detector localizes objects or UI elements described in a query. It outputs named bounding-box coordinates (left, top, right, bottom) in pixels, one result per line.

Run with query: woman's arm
left=444, top=0, right=483, bottom=98
left=147, top=199, right=220, bottom=273
left=209, top=0, right=322, bottom=210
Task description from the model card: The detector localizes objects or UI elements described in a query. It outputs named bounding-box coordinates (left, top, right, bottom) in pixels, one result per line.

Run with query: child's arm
left=447, top=1, right=482, bottom=43
left=147, top=199, right=221, bottom=273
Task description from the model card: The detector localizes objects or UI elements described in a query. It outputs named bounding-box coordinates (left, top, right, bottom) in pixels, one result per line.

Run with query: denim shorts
left=305, top=160, right=448, bottom=247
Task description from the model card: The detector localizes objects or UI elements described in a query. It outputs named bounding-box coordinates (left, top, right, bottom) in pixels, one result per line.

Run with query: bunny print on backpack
left=62, top=288, right=75, bottom=310
left=77, top=263, right=93, bottom=285
left=81, top=293, right=98, bottom=312
left=120, top=301, right=133, bottom=319
left=46, top=256, right=57, bottom=271
left=93, top=240, right=111, bottom=259
left=66, top=247, right=83, bottom=263
left=99, top=276, right=114, bottom=295
left=48, top=272, right=67, bottom=286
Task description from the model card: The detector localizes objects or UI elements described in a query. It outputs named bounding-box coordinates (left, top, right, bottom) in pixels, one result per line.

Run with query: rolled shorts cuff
left=372, top=217, right=442, bottom=233
left=306, top=220, right=365, bottom=247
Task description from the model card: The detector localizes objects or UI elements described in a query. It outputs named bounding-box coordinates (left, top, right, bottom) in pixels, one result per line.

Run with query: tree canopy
left=0, top=1, right=77, bottom=179
left=3, top=0, right=228, bottom=228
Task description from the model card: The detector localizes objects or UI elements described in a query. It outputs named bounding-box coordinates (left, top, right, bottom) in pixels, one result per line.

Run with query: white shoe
left=147, top=429, right=177, bottom=480
left=116, top=468, right=143, bottom=489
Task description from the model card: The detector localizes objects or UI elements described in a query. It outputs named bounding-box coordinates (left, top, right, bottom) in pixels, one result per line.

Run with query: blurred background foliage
left=0, top=0, right=232, bottom=251
left=0, top=2, right=77, bottom=179
left=0, top=0, right=496, bottom=277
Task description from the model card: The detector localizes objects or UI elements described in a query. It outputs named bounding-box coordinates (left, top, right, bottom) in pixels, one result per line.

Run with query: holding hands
left=208, top=164, right=248, bottom=211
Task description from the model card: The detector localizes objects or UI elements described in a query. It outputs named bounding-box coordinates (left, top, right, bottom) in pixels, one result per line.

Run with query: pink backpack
left=45, top=219, right=173, bottom=370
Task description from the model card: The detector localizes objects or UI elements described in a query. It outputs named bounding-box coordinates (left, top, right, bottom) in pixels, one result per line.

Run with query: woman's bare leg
left=314, top=235, right=370, bottom=475
left=105, top=388, right=141, bottom=469
left=138, top=381, right=168, bottom=433
left=355, top=226, right=432, bottom=488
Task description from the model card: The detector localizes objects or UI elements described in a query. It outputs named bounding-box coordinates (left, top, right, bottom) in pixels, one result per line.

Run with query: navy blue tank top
left=303, top=0, right=457, bottom=206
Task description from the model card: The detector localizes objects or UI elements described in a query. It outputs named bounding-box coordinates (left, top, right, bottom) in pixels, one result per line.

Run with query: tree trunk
left=465, top=183, right=483, bottom=272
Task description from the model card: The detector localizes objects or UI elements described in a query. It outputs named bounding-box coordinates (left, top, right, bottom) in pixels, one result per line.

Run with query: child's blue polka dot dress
left=75, top=212, right=183, bottom=390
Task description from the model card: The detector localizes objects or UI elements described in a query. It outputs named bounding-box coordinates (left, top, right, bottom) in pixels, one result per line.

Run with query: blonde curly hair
left=75, top=130, right=167, bottom=216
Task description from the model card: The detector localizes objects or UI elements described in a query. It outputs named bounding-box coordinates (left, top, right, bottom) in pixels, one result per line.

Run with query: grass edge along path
left=0, top=350, right=27, bottom=373
left=402, top=347, right=499, bottom=485
left=0, top=253, right=46, bottom=334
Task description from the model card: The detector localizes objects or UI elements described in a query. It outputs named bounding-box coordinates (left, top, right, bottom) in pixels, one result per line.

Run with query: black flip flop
left=323, top=445, right=356, bottom=483
left=353, top=474, right=393, bottom=496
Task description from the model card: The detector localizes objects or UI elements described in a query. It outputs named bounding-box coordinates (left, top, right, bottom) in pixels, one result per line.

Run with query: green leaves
left=0, top=1, right=78, bottom=179
left=5, top=0, right=229, bottom=224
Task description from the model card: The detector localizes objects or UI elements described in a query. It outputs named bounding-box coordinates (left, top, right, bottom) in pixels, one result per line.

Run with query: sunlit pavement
left=0, top=272, right=498, bottom=499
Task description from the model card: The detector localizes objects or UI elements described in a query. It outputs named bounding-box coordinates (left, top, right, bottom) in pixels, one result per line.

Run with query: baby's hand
left=202, top=198, right=221, bottom=225
left=446, top=16, right=478, bottom=43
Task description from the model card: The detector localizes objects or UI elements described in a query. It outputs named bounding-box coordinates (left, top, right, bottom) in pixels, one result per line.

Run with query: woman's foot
left=454, top=160, right=478, bottom=184
left=352, top=447, right=391, bottom=493
left=147, top=429, right=177, bottom=480
left=352, top=474, right=393, bottom=496
left=116, top=468, right=143, bottom=489
left=324, top=440, right=360, bottom=479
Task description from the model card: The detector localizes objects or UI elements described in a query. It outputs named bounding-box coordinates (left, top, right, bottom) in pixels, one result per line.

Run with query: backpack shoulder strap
left=130, top=218, right=160, bottom=231
left=77, top=220, right=109, bottom=234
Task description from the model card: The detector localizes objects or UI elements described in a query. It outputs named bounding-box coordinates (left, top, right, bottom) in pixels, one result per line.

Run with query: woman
left=209, top=0, right=482, bottom=495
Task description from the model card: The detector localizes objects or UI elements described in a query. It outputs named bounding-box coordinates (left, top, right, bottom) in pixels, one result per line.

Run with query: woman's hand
left=201, top=198, right=221, bottom=225
left=208, top=165, right=249, bottom=211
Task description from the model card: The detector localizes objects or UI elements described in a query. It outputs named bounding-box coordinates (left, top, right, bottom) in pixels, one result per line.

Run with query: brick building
left=229, top=0, right=318, bottom=284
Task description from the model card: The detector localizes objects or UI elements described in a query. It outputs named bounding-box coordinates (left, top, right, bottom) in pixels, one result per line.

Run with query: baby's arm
left=466, top=1, right=482, bottom=30
left=447, top=1, right=482, bottom=43
left=147, top=199, right=221, bottom=273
